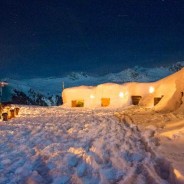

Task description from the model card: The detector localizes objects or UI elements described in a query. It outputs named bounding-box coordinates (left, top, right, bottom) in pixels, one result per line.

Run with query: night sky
left=1, top=0, right=184, bottom=78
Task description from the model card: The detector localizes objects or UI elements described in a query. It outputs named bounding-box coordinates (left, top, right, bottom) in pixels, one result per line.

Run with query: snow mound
left=62, top=68, right=184, bottom=112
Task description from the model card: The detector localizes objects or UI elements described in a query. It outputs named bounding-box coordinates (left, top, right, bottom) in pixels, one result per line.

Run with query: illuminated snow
left=0, top=105, right=183, bottom=183
left=63, top=68, right=184, bottom=112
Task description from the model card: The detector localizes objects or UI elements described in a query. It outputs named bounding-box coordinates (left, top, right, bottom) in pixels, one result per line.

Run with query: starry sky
left=0, top=0, right=184, bottom=78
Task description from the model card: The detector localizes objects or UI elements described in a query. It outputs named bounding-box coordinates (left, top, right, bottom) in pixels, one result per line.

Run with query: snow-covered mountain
left=2, top=62, right=184, bottom=106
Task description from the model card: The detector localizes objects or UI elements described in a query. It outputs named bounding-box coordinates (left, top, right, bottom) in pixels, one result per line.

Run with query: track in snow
left=0, top=107, right=175, bottom=184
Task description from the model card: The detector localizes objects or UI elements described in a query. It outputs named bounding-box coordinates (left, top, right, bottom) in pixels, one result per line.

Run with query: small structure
left=10, top=109, right=15, bottom=118
left=2, top=113, right=8, bottom=121
left=14, top=108, right=20, bottom=115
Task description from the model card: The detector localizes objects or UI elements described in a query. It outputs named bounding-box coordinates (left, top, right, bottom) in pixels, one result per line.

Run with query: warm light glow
left=0, top=82, right=8, bottom=87
left=119, top=92, right=124, bottom=98
left=149, top=86, right=155, bottom=93
left=174, top=169, right=184, bottom=180
left=90, top=94, right=95, bottom=99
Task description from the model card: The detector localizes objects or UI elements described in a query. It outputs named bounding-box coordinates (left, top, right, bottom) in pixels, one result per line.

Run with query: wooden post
left=62, top=81, right=65, bottom=90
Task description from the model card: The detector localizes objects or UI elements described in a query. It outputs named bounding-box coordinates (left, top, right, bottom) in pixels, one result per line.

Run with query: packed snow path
left=0, top=106, right=175, bottom=184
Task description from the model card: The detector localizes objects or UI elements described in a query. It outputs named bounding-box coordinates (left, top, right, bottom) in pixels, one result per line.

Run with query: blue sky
left=0, top=0, right=184, bottom=78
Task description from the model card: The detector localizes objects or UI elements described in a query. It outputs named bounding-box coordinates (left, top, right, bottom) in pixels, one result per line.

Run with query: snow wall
left=62, top=68, right=184, bottom=112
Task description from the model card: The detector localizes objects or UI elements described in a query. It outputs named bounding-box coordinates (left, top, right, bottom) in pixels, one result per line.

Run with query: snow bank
left=156, top=119, right=184, bottom=184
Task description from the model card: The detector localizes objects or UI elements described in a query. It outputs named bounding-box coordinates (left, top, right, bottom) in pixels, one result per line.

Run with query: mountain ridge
left=1, top=62, right=184, bottom=106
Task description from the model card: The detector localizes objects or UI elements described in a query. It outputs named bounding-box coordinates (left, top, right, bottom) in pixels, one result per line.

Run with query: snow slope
left=0, top=106, right=178, bottom=184
left=117, top=106, right=184, bottom=184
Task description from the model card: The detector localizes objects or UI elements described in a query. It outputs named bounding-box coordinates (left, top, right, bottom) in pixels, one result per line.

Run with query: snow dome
left=62, top=68, right=184, bottom=111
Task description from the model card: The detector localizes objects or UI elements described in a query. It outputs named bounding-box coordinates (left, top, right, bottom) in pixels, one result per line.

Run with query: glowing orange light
left=149, top=86, right=155, bottom=93
left=119, top=92, right=124, bottom=98
left=90, top=95, right=95, bottom=99
left=0, top=82, right=8, bottom=87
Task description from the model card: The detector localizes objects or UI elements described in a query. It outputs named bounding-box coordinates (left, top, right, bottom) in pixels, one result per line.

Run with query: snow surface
left=0, top=105, right=182, bottom=184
